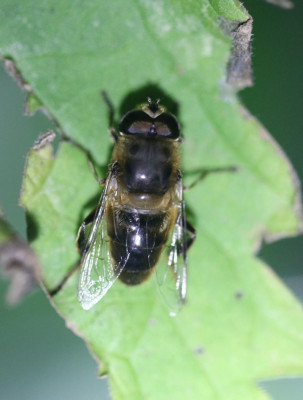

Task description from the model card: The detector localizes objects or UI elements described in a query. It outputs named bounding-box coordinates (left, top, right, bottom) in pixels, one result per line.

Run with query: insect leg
left=87, top=158, right=106, bottom=186
left=76, top=208, right=97, bottom=255
left=61, top=136, right=105, bottom=186
left=184, top=219, right=196, bottom=251
left=101, top=90, right=119, bottom=142
left=184, top=166, right=237, bottom=191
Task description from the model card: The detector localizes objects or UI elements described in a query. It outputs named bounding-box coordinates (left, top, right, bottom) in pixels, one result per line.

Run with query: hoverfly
left=77, top=97, right=195, bottom=315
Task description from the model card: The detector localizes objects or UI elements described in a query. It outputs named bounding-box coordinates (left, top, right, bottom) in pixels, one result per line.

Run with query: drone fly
left=77, top=98, right=195, bottom=314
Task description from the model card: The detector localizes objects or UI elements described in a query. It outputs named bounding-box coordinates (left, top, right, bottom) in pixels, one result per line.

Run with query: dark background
left=0, top=1, right=302, bottom=399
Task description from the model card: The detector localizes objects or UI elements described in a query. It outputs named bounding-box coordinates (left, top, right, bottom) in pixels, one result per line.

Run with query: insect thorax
left=113, top=135, right=180, bottom=198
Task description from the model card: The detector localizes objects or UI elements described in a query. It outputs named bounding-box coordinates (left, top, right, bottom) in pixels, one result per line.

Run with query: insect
left=77, top=97, right=195, bottom=315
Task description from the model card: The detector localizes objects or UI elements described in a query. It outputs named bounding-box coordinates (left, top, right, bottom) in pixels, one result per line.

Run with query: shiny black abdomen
left=123, top=138, right=173, bottom=195
left=107, top=206, right=170, bottom=285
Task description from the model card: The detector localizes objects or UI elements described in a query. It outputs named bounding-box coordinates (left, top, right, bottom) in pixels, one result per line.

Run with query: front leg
left=87, top=158, right=106, bottom=186
left=101, top=90, right=119, bottom=142
left=184, top=219, right=196, bottom=251
left=76, top=208, right=97, bottom=255
left=184, top=166, right=237, bottom=191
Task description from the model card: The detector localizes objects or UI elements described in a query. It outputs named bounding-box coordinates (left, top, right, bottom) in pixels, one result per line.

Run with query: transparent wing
left=78, top=169, right=126, bottom=310
left=156, top=178, right=188, bottom=316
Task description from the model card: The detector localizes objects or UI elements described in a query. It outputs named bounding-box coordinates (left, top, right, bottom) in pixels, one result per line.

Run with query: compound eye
left=119, top=111, right=152, bottom=136
left=155, top=113, right=180, bottom=139
left=119, top=109, right=180, bottom=139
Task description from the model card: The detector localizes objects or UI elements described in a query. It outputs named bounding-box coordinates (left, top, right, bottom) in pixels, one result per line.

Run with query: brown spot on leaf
left=32, top=130, right=56, bottom=150
left=219, top=14, right=253, bottom=89
left=3, top=58, right=32, bottom=91
left=194, top=346, right=205, bottom=355
left=235, top=290, right=244, bottom=299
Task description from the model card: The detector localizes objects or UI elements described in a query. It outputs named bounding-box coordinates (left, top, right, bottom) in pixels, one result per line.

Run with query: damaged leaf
left=224, top=17, right=253, bottom=88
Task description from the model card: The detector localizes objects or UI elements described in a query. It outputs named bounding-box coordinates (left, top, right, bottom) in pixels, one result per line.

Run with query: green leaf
left=209, top=0, right=249, bottom=21
left=25, top=92, right=44, bottom=115
left=1, top=1, right=303, bottom=399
